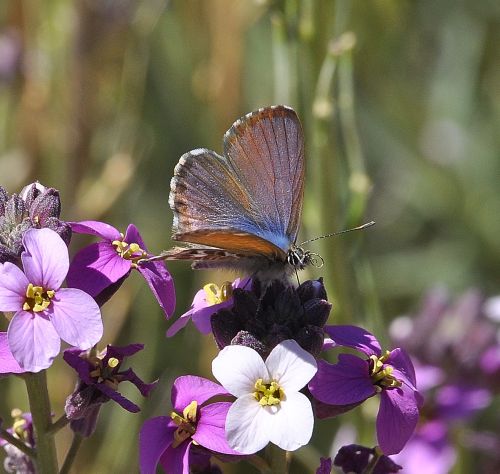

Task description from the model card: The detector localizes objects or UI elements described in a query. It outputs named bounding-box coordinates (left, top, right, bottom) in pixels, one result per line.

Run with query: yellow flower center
left=87, top=353, right=121, bottom=389
left=203, top=282, right=233, bottom=305
left=23, top=283, right=55, bottom=312
left=170, top=400, right=198, bottom=448
left=369, top=351, right=402, bottom=392
left=253, top=379, right=285, bottom=407
left=112, top=234, right=147, bottom=267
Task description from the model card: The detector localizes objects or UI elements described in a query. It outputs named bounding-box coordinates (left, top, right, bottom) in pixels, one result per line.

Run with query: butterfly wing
left=169, top=105, right=304, bottom=261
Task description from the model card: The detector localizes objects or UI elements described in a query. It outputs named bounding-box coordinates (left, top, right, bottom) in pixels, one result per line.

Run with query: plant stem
left=0, top=427, right=36, bottom=458
left=24, top=371, right=58, bottom=474
left=59, top=434, right=83, bottom=474
left=47, top=414, right=70, bottom=435
left=362, top=447, right=383, bottom=474
left=266, top=444, right=289, bottom=474
left=246, top=454, right=272, bottom=473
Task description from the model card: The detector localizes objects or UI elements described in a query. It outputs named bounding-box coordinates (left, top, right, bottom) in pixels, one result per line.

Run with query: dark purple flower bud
left=316, top=456, right=333, bottom=474
left=0, top=186, right=8, bottom=215
left=211, top=278, right=331, bottom=358
left=64, top=344, right=157, bottom=437
left=28, top=188, right=62, bottom=225
left=334, top=445, right=402, bottom=474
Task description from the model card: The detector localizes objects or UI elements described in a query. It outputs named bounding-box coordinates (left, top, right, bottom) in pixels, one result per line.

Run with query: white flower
left=212, top=340, right=317, bottom=454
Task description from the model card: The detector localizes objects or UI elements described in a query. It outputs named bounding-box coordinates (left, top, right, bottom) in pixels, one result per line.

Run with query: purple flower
left=392, top=421, right=456, bottom=474
left=316, top=457, right=333, bottom=474
left=167, top=278, right=250, bottom=337
left=334, top=445, right=402, bottom=474
left=64, top=343, right=156, bottom=436
left=0, top=182, right=71, bottom=264
left=309, top=325, right=422, bottom=455
left=139, top=375, right=241, bottom=474
left=0, top=332, right=24, bottom=376
left=211, top=278, right=331, bottom=358
left=0, top=410, right=36, bottom=474
left=0, top=228, right=102, bottom=372
left=66, top=221, right=175, bottom=314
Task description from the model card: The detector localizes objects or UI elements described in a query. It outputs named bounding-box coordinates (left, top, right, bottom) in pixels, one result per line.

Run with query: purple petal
left=316, top=457, right=333, bottom=474
left=171, top=376, right=229, bottom=412
left=436, top=384, right=491, bottom=421
left=377, top=386, right=420, bottom=455
left=66, top=242, right=131, bottom=297
left=105, top=343, right=144, bottom=359
left=124, top=224, right=147, bottom=250
left=387, top=348, right=417, bottom=388
left=194, top=402, right=241, bottom=455
left=63, top=348, right=95, bottom=384
left=50, top=288, right=103, bottom=349
left=22, top=228, right=68, bottom=289
left=70, top=221, right=120, bottom=241
left=324, top=325, right=381, bottom=356
left=138, top=261, right=175, bottom=318
left=0, top=332, right=24, bottom=375
left=117, top=367, right=158, bottom=397
left=8, top=310, right=60, bottom=372
left=0, top=262, right=28, bottom=311
left=159, top=438, right=191, bottom=474
left=139, top=417, right=176, bottom=474
left=95, top=382, right=140, bottom=412
left=309, top=356, right=375, bottom=405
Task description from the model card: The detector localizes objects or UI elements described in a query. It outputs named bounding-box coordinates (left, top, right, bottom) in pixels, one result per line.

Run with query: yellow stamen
left=107, top=357, right=119, bottom=368
left=203, top=282, right=233, bottom=305
left=253, top=378, right=285, bottom=406
left=23, top=283, right=55, bottom=312
left=369, top=352, right=402, bottom=389
left=170, top=401, right=198, bottom=448
left=112, top=237, right=148, bottom=263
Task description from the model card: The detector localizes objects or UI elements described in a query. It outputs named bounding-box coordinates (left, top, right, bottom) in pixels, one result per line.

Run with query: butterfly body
left=165, top=105, right=307, bottom=278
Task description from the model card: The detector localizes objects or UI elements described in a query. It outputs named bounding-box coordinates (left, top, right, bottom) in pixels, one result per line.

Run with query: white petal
left=265, top=340, right=317, bottom=392
left=225, top=393, right=272, bottom=454
left=212, top=345, right=269, bottom=397
left=268, top=392, right=314, bottom=451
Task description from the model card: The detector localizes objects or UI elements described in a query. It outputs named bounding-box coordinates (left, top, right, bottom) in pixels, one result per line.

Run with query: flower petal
left=377, top=386, right=420, bottom=455
left=212, top=345, right=269, bottom=397
left=66, top=242, right=131, bottom=297
left=124, top=224, right=146, bottom=248
left=0, top=332, right=24, bottom=375
left=194, top=402, right=241, bottom=454
left=95, top=382, right=140, bottom=412
left=139, top=416, right=175, bottom=474
left=171, top=376, right=229, bottom=412
left=22, top=228, right=68, bottom=289
left=70, top=220, right=121, bottom=241
left=388, top=348, right=417, bottom=388
left=309, top=356, right=375, bottom=405
left=268, top=391, right=314, bottom=451
left=324, top=325, right=381, bottom=356
left=0, top=262, right=28, bottom=311
left=50, top=289, right=103, bottom=348
left=265, top=340, right=317, bottom=392
left=159, top=437, right=191, bottom=474
left=225, top=393, right=271, bottom=454
left=138, top=261, right=175, bottom=318
left=7, top=310, right=60, bottom=372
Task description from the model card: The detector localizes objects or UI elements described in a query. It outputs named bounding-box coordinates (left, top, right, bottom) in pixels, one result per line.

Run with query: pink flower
left=0, top=228, right=103, bottom=372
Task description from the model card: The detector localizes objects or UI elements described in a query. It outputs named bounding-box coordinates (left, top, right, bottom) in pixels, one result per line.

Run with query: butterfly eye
left=306, top=252, right=324, bottom=268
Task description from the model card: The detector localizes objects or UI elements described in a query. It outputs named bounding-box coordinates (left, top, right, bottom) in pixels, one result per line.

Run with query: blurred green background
left=0, top=0, right=499, bottom=472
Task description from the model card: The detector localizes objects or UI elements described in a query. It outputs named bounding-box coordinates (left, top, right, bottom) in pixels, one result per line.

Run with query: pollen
left=170, top=400, right=198, bottom=448
left=369, top=352, right=402, bottom=389
left=253, top=379, right=285, bottom=407
left=23, top=283, right=55, bottom=312
left=107, top=357, right=119, bottom=368
left=203, top=282, right=233, bottom=305
left=112, top=236, right=147, bottom=265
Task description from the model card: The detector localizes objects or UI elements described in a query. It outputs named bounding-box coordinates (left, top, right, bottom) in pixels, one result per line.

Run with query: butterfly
left=155, top=105, right=371, bottom=278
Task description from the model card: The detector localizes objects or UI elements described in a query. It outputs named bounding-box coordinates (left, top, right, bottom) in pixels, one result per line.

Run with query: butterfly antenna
left=299, top=221, right=375, bottom=246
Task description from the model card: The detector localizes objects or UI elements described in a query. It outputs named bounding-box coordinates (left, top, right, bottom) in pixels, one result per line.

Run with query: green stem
left=266, top=444, right=289, bottom=474
left=246, top=454, right=272, bottom=473
left=0, top=427, right=36, bottom=458
left=47, top=414, right=70, bottom=435
left=24, top=371, right=58, bottom=474
left=362, top=447, right=383, bottom=474
left=59, top=434, right=83, bottom=474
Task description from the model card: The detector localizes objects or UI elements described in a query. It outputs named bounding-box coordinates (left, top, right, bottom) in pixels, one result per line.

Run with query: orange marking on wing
left=173, top=231, right=286, bottom=259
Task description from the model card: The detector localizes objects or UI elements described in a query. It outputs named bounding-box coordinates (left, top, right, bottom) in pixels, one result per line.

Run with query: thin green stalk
left=266, top=444, right=289, bottom=474
left=362, top=447, right=383, bottom=474
left=0, top=427, right=36, bottom=458
left=59, top=434, right=83, bottom=474
left=246, top=454, right=272, bottom=473
left=47, top=414, right=70, bottom=435
left=24, top=371, right=58, bottom=474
